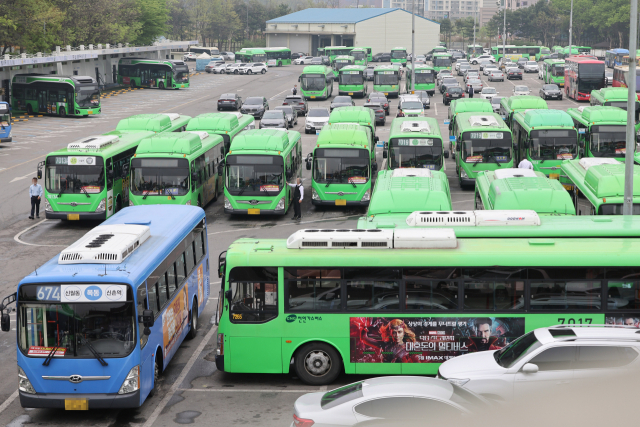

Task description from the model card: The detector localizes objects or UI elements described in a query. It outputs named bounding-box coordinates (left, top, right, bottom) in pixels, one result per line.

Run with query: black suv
left=372, top=52, right=391, bottom=62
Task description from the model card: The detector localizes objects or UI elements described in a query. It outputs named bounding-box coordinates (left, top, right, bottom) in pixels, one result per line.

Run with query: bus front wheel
left=187, top=300, right=198, bottom=340
left=149, top=357, right=160, bottom=397
left=295, top=342, right=341, bottom=385
left=59, top=107, right=66, bottom=117
left=159, top=82, right=165, bottom=90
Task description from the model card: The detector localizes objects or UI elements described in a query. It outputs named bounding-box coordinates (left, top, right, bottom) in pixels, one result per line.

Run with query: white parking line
left=13, top=219, right=66, bottom=247
left=180, top=388, right=320, bottom=393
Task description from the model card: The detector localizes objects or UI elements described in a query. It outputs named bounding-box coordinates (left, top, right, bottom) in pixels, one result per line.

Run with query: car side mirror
left=522, top=363, right=538, bottom=374
left=444, top=150, right=450, bottom=159
left=37, top=170, right=42, bottom=180
left=0, top=313, right=9, bottom=332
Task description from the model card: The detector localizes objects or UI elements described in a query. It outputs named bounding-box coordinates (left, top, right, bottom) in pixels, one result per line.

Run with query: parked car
left=506, top=67, right=523, bottom=80
left=205, top=61, right=223, bottom=73
left=513, top=85, right=531, bottom=96
left=606, top=69, right=613, bottom=85
left=372, top=52, right=391, bottom=62
left=458, top=64, right=471, bottom=76
left=455, top=60, right=469, bottom=72
left=524, top=61, right=539, bottom=73
left=470, top=54, right=496, bottom=65
left=491, top=96, right=503, bottom=113
left=275, top=106, right=297, bottom=128
left=397, top=96, right=424, bottom=117
left=516, top=57, right=528, bottom=68
left=488, top=69, right=505, bottom=82
left=483, top=65, right=499, bottom=76
left=440, top=77, right=460, bottom=94
left=225, top=63, right=244, bottom=74
left=240, top=96, right=269, bottom=119
left=183, top=52, right=197, bottom=61
left=413, top=90, right=431, bottom=109
left=480, top=87, right=498, bottom=100
left=330, top=95, right=355, bottom=112
left=368, top=92, right=390, bottom=115
left=210, top=63, right=229, bottom=74
left=464, top=70, right=480, bottom=82
left=499, top=58, right=515, bottom=70
left=291, top=52, right=307, bottom=60
left=259, top=110, right=287, bottom=129
left=238, top=62, right=268, bottom=74
left=283, top=95, right=308, bottom=116
left=364, top=65, right=375, bottom=81
left=443, top=86, right=464, bottom=105
left=467, top=78, right=484, bottom=93
left=304, top=108, right=330, bottom=134
left=478, top=60, right=492, bottom=71
left=437, top=70, right=454, bottom=85
left=539, top=84, right=563, bottom=100
left=294, top=56, right=314, bottom=65
left=310, top=57, right=323, bottom=65
left=364, top=102, right=386, bottom=125
left=217, top=93, right=242, bottom=111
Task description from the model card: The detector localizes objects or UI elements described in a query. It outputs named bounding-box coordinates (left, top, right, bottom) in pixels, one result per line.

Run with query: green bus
left=117, top=58, right=190, bottom=89
left=406, top=63, right=436, bottom=95
left=390, top=47, right=408, bottom=66
left=552, top=46, right=564, bottom=53
left=215, top=214, right=640, bottom=384
left=113, top=113, right=191, bottom=134
left=542, top=59, right=565, bottom=86
left=474, top=168, right=576, bottom=215
left=499, top=95, right=549, bottom=127
left=567, top=106, right=632, bottom=160
left=561, top=46, right=592, bottom=57
left=357, top=168, right=451, bottom=229
left=11, top=74, right=100, bottom=117
left=590, top=88, right=640, bottom=121
left=373, top=64, right=402, bottom=98
left=224, top=129, right=302, bottom=215
left=263, top=47, right=292, bottom=66
left=37, top=131, right=155, bottom=220
left=235, top=48, right=267, bottom=63
left=305, top=124, right=375, bottom=207
left=349, top=48, right=369, bottom=66
left=511, top=109, right=578, bottom=188
left=360, top=47, right=373, bottom=61
left=452, top=112, right=514, bottom=187
left=467, top=45, right=484, bottom=60
left=431, top=52, right=453, bottom=73
left=562, top=158, right=640, bottom=215
left=129, top=131, right=225, bottom=207
left=319, top=46, right=353, bottom=62
left=299, top=65, right=335, bottom=100
left=333, top=55, right=355, bottom=78
left=328, top=106, right=377, bottom=139
left=446, top=99, right=493, bottom=157
left=535, top=47, right=552, bottom=61
left=384, top=117, right=447, bottom=171
left=338, top=65, right=368, bottom=97
left=186, top=112, right=255, bottom=153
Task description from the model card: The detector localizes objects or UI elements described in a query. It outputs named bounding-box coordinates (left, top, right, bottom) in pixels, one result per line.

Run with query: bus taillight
left=216, top=333, right=224, bottom=356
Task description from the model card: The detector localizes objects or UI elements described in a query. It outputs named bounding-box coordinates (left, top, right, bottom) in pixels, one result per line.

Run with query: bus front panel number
left=36, top=286, right=61, bottom=301
left=557, top=318, right=592, bottom=325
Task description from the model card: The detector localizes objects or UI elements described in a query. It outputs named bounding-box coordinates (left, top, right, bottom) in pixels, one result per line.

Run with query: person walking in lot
left=292, top=85, right=298, bottom=96
left=29, top=177, right=43, bottom=219
left=288, top=178, right=304, bottom=220
left=467, top=84, right=474, bottom=98
left=518, top=158, right=533, bottom=169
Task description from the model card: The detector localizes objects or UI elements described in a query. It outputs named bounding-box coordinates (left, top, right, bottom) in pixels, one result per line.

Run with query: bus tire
left=197, top=196, right=202, bottom=208
left=187, top=300, right=198, bottom=340
left=295, top=342, right=341, bottom=385
left=159, top=82, right=165, bottom=90
left=115, top=197, right=122, bottom=214
left=27, top=104, right=33, bottom=115
left=148, top=357, right=160, bottom=397
left=59, top=107, right=66, bottom=117
left=131, top=81, right=136, bottom=89
left=212, top=182, right=218, bottom=202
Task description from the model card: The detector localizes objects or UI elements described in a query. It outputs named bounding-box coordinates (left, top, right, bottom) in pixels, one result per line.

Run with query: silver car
left=467, top=78, right=484, bottom=93
left=488, top=69, right=505, bottom=82
left=483, top=66, right=498, bottom=76
left=259, top=110, right=287, bottom=129
left=513, top=85, right=530, bottom=96
left=524, top=61, right=539, bottom=73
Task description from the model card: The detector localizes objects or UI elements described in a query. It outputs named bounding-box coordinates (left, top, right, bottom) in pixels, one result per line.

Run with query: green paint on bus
left=235, top=48, right=268, bottom=64
left=113, top=113, right=191, bottom=134
left=117, top=58, right=189, bottom=89
left=390, top=47, right=408, bottom=66
left=542, top=59, right=565, bottom=86
left=299, top=65, right=335, bottom=100
left=406, top=63, right=436, bottom=95
left=385, top=117, right=445, bottom=171
left=431, top=52, right=453, bottom=73
left=373, top=64, right=401, bottom=98
left=446, top=99, right=494, bottom=157
left=566, top=106, right=634, bottom=160
left=499, top=95, right=549, bottom=127
left=349, top=48, right=369, bottom=66
left=338, top=65, right=369, bottom=97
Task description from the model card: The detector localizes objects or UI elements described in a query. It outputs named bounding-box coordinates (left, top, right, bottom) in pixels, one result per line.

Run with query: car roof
left=535, top=326, right=640, bottom=346
left=221, top=93, right=237, bottom=98
left=359, top=377, right=454, bottom=399
left=275, top=106, right=293, bottom=110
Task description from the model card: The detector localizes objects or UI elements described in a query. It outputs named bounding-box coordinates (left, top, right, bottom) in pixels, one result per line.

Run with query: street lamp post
left=568, top=0, right=573, bottom=57
left=411, top=0, right=415, bottom=93
left=623, top=0, right=638, bottom=215
left=496, top=0, right=506, bottom=62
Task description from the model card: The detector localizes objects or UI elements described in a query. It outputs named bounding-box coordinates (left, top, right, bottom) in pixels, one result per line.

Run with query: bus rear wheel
left=131, top=81, right=136, bottom=89
left=59, top=107, right=66, bottom=117
left=159, top=82, right=165, bottom=90
left=295, top=342, right=341, bottom=385
left=187, top=300, right=198, bottom=340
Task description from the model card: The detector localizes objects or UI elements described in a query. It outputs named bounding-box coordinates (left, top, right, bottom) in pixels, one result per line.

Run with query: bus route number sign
left=470, top=132, right=503, bottom=139
left=37, top=286, right=61, bottom=301
left=397, top=139, right=433, bottom=146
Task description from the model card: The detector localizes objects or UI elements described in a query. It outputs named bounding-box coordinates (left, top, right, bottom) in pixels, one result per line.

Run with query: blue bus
left=0, top=205, right=209, bottom=409
left=0, top=101, right=12, bottom=142
left=605, top=48, right=629, bottom=68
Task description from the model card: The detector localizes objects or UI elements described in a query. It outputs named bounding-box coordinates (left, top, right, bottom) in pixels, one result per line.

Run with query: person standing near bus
left=29, top=177, right=43, bottom=219
left=292, top=85, right=298, bottom=96
left=518, top=158, right=533, bottom=169
left=288, top=178, right=304, bottom=220
left=467, top=84, right=474, bottom=98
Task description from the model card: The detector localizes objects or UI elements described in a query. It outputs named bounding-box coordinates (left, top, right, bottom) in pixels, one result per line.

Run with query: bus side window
left=158, top=272, right=169, bottom=308
left=194, top=229, right=205, bottom=262
left=167, top=263, right=177, bottom=297
left=185, top=241, right=196, bottom=274
left=137, top=283, right=149, bottom=348
left=106, top=158, right=114, bottom=190
left=229, top=267, right=278, bottom=323
left=147, top=281, right=159, bottom=316
left=176, top=253, right=187, bottom=284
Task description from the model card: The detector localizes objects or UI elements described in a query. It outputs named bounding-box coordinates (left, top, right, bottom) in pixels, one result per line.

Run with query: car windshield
left=494, top=331, right=542, bottom=368
left=401, top=101, right=423, bottom=109
left=333, top=96, right=352, bottom=104
left=130, top=158, right=190, bottom=196
left=276, top=107, right=293, bottom=115
left=543, top=85, right=559, bottom=90
left=460, top=65, right=470, bottom=70
left=76, top=85, right=100, bottom=108
left=590, top=125, right=627, bottom=157
left=18, top=285, right=135, bottom=359
left=448, top=87, right=463, bottom=94
left=45, top=156, right=104, bottom=195
left=390, top=137, right=443, bottom=169
left=526, top=61, right=537, bottom=65
left=483, top=88, right=497, bottom=94
left=462, top=131, right=512, bottom=164
left=308, top=109, right=330, bottom=118
left=262, top=111, right=283, bottom=120
left=226, top=155, right=284, bottom=195
left=491, top=97, right=503, bottom=105
left=530, top=129, right=578, bottom=160
left=221, top=93, right=235, bottom=99
left=313, top=148, right=369, bottom=184
left=515, top=86, right=528, bottom=91
left=443, top=78, right=457, bottom=84
left=301, top=74, right=326, bottom=91
left=469, top=79, right=482, bottom=84
left=245, top=97, right=262, bottom=105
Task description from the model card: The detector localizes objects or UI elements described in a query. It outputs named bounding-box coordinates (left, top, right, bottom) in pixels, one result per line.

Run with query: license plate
left=316, top=130, right=321, bottom=135
left=65, top=399, right=88, bottom=410
left=181, top=85, right=185, bottom=88
left=563, top=184, right=574, bottom=191
left=384, top=93, right=388, bottom=96
left=67, top=214, right=79, bottom=220
left=310, top=96, right=316, bottom=99
left=87, top=111, right=93, bottom=115
left=549, top=173, right=560, bottom=180
left=248, top=208, right=260, bottom=215
left=348, top=93, right=353, bottom=95
left=335, top=200, right=347, bottom=206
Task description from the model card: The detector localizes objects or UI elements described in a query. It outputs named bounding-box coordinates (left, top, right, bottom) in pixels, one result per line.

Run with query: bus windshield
left=462, top=132, right=512, bottom=164
left=374, top=73, right=398, bottom=85
left=45, top=156, right=104, bottom=195
left=252, top=54, right=267, bottom=63
left=389, top=138, right=443, bottom=169
left=530, top=130, right=577, bottom=160
left=415, top=72, right=435, bottom=84
left=339, top=73, right=364, bottom=85
left=130, top=158, right=190, bottom=196
left=391, top=51, right=407, bottom=59
left=590, top=125, right=627, bottom=157
left=227, top=155, right=284, bottom=195
left=75, top=85, right=100, bottom=108
left=552, top=65, right=564, bottom=76
left=173, top=65, right=190, bottom=83
left=434, top=57, right=452, bottom=68
left=334, top=62, right=351, bottom=72
left=313, top=148, right=369, bottom=184
left=352, top=51, right=366, bottom=61
left=301, top=74, right=327, bottom=91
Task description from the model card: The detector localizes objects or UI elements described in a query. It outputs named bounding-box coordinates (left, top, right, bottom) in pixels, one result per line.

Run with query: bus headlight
left=461, top=170, right=468, bottom=178
left=118, top=365, right=140, bottom=394
left=312, top=188, right=319, bottom=200
left=361, top=189, right=371, bottom=202
left=129, top=199, right=134, bottom=206
left=18, top=367, right=35, bottom=394
left=95, top=198, right=106, bottom=213
left=44, top=199, right=52, bottom=212
left=224, top=197, right=232, bottom=210
left=275, top=197, right=285, bottom=211
left=216, top=333, right=224, bottom=356
left=185, top=200, right=191, bottom=205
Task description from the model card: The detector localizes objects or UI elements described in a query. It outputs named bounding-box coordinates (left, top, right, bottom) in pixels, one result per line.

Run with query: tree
left=439, top=18, right=452, bottom=47
left=134, top=0, right=170, bottom=45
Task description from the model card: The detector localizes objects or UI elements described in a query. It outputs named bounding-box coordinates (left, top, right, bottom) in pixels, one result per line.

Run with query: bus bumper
left=224, top=208, right=286, bottom=215
left=460, top=178, right=476, bottom=187
left=19, top=390, right=140, bottom=409
left=46, top=211, right=105, bottom=220
left=215, top=355, right=225, bottom=372
left=312, top=200, right=370, bottom=207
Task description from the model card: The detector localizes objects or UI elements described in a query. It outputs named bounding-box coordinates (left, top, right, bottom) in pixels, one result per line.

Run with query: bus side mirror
left=0, top=313, right=9, bottom=332
left=140, top=309, right=154, bottom=335
left=375, top=136, right=379, bottom=143
left=218, top=161, right=225, bottom=176
left=305, top=153, right=312, bottom=170
left=444, top=151, right=450, bottom=159
left=225, top=289, right=232, bottom=302
left=107, top=169, right=114, bottom=179
left=191, top=171, right=198, bottom=183
left=121, top=164, right=129, bottom=177
left=372, top=162, right=378, bottom=172
left=298, top=76, right=301, bottom=82
left=456, top=143, right=461, bottom=152
left=37, top=170, right=42, bottom=180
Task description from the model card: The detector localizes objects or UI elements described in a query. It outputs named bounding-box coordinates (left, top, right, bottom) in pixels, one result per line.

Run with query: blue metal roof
left=267, top=8, right=439, bottom=25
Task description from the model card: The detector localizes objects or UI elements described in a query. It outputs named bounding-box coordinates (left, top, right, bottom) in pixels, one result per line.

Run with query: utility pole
left=568, top=0, right=573, bottom=57
left=624, top=0, right=638, bottom=215
left=473, top=2, right=476, bottom=56
left=496, top=0, right=506, bottom=62
left=411, top=0, right=415, bottom=93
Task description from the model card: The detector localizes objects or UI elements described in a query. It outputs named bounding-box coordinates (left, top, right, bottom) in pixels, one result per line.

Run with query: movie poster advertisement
left=197, top=264, right=204, bottom=311
left=606, top=314, right=640, bottom=328
left=162, top=284, right=189, bottom=359
left=350, top=317, right=525, bottom=363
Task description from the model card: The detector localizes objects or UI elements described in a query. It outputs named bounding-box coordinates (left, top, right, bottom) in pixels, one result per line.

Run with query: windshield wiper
left=80, top=336, right=108, bottom=366
left=164, top=186, right=176, bottom=200
left=348, top=177, right=357, bottom=188
left=325, top=178, right=333, bottom=188
left=489, top=154, right=502, bottom=167
left=142, top=189, right=152, bottom=200
left=471, top=159, right=483, bottom=167
left=42, top=345, right=60, bottom=366
left=81, top=185, right=90, bottom=198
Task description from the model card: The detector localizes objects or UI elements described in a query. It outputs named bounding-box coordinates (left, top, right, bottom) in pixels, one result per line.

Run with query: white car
left=455, top=60, right=469, bottom=72
left=523, top=61, right=539, bottom=73
left=225, top=63, right=244, bottom=74
left=294, top=56, right=314, bottom=65
left=238, top=62, right=267, bottom=75
left=480, top=87, right=498, bottom=99
left=538, top=65, right=544, bottom=79
left=483, top=66, right=498, bottom=76
left=513, top=85, right=530, bottom=96
left=183, top=52, right=197, bottom=61
left=304, top=107, right=330, bottom=134
left=292, top=377, right=487, bottom=426
left=470, top=54, right=496, bottom=65
left=398, top=96, right=424, bottom=117
left=488, top=70, right=505, bottom=82
left=437, top=325, right=640, bottom=401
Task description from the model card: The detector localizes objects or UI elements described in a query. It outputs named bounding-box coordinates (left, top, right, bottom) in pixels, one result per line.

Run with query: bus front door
left=38, top=90, right=48, bottom=114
